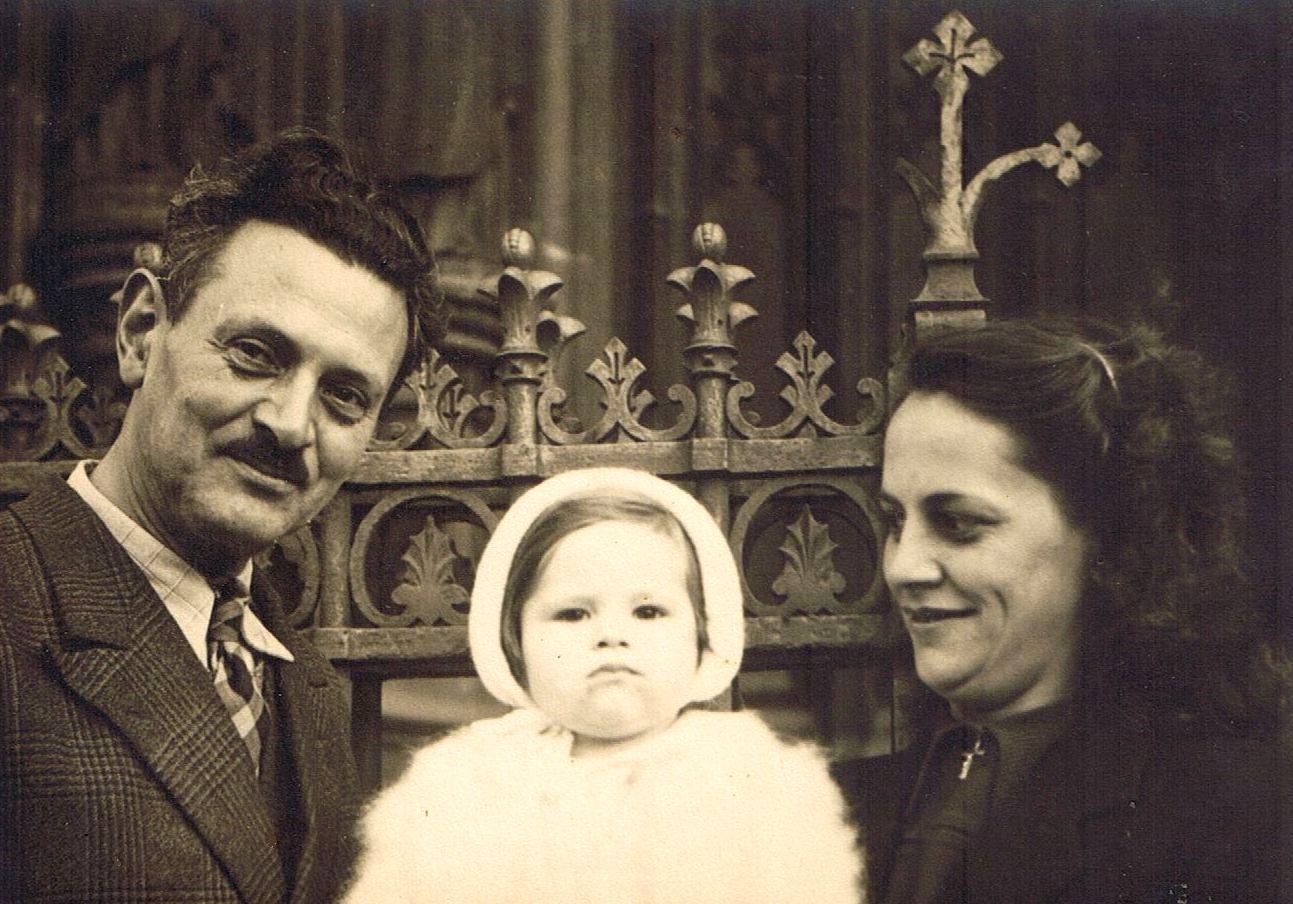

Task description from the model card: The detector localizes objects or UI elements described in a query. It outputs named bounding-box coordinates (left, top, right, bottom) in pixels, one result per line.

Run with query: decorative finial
left=501, top=228, right=536, bottom=269
left=133, top=242, right=164, bottom=271
left=479, top=229, right=572, bottom=447
left=898, top=11, right=1101, bottom=313
left=692, top=223, right=727, bottom=262
left=902, top=11, right=1002, bottom=93
left=669, top=224, right=757, bottom=348
left=4, top=283, right=38, bottom=315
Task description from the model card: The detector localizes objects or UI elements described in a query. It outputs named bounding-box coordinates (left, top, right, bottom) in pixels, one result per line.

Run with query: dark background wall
left=2, top=0, right=1285, bottom=637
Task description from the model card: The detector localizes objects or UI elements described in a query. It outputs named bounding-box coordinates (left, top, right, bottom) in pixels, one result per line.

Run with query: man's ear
left=116, top=268, right=167, bottom=390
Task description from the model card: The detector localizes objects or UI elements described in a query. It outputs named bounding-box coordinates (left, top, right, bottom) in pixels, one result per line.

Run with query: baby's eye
left=633, top=604, right=668, bottom=620
left=552, top=607, right=589, bottom=622
left=222, top=337, right=279, bottom=375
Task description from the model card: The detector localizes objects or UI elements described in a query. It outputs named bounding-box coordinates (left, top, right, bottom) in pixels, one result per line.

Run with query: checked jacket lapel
left=251, top=572, right=356, bottom=904
left=14, top=478, right=287, bottom=904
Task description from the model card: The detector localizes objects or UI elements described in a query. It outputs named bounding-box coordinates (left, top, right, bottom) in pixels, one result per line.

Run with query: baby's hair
left=498, top=490, right=709, bottom=687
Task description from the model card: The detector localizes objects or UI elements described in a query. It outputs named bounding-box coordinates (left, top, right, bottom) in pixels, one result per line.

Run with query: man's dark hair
left=163, top=128, right=443, bottom=387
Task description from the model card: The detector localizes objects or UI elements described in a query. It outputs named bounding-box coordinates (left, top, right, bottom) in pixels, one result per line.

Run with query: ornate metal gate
left=0, top=13, right=1098, bottom=790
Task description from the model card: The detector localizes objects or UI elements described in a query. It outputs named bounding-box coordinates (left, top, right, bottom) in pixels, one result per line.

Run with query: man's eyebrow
left=216, top=317, right=286, bottom=342
left=218, top=319, right=386, bottom=392
left=214, top=320, right=292, bottom=358
left=326, top=364, right=385, bottom=395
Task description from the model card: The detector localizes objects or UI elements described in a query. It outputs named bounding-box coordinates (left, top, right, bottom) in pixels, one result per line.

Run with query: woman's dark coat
left=832, top=702, right=1284, bottom=903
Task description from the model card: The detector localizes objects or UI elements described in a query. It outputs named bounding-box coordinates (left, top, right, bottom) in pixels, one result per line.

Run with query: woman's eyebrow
left=880, top=490, right=970, bottom=508
left=923, top=492, right=966, bottom=507
left=922, top=492, right=1003, bottom=517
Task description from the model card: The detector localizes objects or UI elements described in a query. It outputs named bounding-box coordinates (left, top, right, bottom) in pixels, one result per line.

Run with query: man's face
left=119, top=220, right=408, bottom=570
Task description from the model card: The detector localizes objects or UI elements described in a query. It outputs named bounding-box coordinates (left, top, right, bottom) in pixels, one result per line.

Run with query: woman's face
left=880, top=391, right=1091, bottom=722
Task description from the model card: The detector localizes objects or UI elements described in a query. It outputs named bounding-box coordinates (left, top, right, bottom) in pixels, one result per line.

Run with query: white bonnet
left=468, top=467, right=746, bottom=710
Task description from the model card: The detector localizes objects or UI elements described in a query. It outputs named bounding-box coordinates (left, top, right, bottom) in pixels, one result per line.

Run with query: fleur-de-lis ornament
left=478, top=228, right=577, bottom=446
left=669, top=224, right=757, bottom=360
left=668, top=224, right=757, bottom=439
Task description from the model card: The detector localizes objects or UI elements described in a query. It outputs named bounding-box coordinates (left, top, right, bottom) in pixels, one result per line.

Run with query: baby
left=344, top=467, right=863, bottom=903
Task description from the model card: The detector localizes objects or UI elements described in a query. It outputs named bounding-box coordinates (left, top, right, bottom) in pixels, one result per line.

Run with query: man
left=0, top=130, right=442, bottom=903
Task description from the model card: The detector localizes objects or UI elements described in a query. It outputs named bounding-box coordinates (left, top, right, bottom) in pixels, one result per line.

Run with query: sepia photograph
left=0, top=1, right=1287, bottom=901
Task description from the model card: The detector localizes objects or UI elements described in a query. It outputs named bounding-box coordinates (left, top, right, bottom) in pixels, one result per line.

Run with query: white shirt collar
left=66, top=461, right=294, bottom=665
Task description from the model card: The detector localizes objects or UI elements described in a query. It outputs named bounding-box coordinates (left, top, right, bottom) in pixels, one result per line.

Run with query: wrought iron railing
left=0, top=12, right=1098, bottom=787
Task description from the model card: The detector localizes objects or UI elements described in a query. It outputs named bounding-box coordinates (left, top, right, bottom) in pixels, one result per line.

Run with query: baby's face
left=520, top=519, right=700, bottom=757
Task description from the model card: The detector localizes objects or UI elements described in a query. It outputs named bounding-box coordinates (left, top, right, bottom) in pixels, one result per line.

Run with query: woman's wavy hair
left=895, top=316, right=1287, bottom=732
left=162, top=127, right=444, bottom=389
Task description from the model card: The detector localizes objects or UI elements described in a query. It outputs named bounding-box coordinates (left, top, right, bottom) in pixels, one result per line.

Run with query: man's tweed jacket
left=0, top=475, right=359, bottom=903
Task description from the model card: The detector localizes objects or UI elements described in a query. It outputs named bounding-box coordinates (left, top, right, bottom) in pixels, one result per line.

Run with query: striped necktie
left=207, top=580, right=266, bottom=775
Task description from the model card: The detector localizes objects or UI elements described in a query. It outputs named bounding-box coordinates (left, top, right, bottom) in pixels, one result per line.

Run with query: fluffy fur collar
left=345, top=709, right=864, bottom=903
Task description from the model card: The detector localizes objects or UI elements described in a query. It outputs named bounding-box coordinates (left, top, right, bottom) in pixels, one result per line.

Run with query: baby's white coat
left=344, top=708, right=864, bottom=904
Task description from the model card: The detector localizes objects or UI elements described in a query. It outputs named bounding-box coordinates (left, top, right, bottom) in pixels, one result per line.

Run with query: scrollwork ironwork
left=0, top=283, right=125, bottom=461
left=371, top=350, right=508, bottom=451
left=253, top=526, right=321, bottom=629
left=538, top=338, right=698, bottom=445
left=68, top=381, right=130, bottom=454
left=1, top=285, right=62, bottom=462
left=726, top=332, right=886, bottom=439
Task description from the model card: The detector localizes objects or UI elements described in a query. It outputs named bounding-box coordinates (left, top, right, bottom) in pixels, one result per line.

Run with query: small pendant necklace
left=958, top=729, right=987, bottom=781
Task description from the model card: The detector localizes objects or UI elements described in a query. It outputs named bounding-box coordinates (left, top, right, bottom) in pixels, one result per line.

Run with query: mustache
left=221, top=433, right=310, bottom=487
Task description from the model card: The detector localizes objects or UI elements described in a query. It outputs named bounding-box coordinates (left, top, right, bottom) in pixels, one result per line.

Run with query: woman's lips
left=904, top=607, right=977, bottom=625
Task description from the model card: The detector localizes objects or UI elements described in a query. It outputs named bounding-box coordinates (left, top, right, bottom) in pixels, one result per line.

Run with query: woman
left=834, top=318, right=1287, bottom=903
